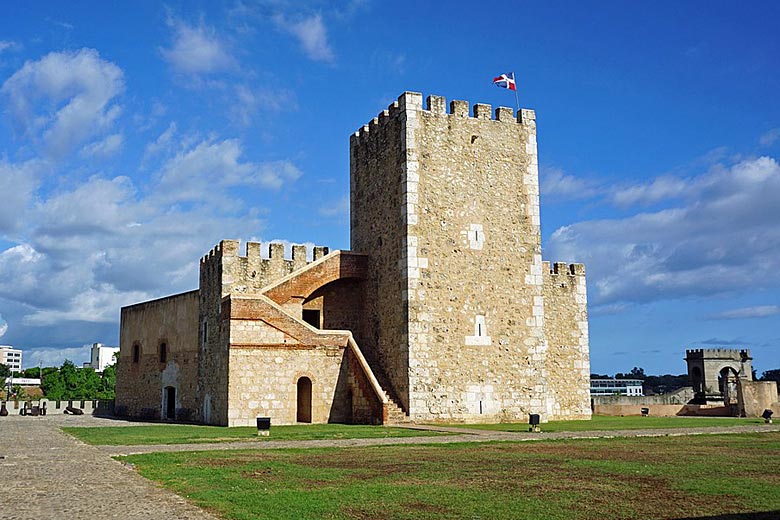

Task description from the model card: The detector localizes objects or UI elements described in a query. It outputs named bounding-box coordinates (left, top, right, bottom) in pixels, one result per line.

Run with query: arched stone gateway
left=685, top=348, right=753, bottom=403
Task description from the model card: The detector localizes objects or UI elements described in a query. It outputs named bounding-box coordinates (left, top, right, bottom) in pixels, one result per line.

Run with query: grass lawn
left=62, top=423, right=442, bottom=446
left=121, top=432, right=780, bottom=520
left=442, top=414, right=767, bottom=432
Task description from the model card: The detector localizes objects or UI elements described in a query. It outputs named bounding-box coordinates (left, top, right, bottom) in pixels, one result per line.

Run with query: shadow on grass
left=675, top=512, right=780, bottom=520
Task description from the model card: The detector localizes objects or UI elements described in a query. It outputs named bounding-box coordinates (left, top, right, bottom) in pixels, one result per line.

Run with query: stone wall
left=227, top=345, right=350, bottom=426
left=351, top=92, right=586, bottom=422
left=198, top=240, right=328, bottom=425
left=350, top=101, right=410, bottom=408
left=543, top=262, right=591, bottom=420
left=737, top=380, right=779, bottom=418
left=116, top=290, right=199, bottom=420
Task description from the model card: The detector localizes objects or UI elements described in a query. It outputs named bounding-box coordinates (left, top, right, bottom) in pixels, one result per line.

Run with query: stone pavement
left=1, top=414, right=778, bottom=520
left=0, top=416, right=219, bottom=520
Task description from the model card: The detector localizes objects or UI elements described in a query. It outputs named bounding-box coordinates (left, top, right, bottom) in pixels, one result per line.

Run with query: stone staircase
left=360, top=351, right=411, bottom=424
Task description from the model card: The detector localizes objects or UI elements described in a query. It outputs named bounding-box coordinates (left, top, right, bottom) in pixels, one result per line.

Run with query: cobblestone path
left=0, top=417, right=218, bottom=520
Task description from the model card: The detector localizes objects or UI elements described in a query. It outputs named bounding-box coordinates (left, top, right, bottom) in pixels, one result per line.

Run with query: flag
left=493, top=72, right=516, bottom=91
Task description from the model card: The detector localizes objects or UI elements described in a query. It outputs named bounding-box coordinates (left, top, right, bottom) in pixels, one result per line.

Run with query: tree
left=760, top=369, right=780, bottom=383
left=0, top=363, right=10, bottom=380
left=615, top=367, right=646, bottom=380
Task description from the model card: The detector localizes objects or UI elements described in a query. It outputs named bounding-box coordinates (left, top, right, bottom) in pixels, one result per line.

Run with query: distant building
left=590, top=379, right=644, bottom=397
left=82, top=343, right=119, bottom=372
left=0, top=346, right=22, bottom=372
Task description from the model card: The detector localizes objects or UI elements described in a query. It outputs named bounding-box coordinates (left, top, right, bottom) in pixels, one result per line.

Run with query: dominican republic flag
left=493, top=72, right=516, bottom=91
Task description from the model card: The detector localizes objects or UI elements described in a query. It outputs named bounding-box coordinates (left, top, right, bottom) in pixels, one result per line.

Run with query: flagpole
left=514, top=86, right=520, bottom=113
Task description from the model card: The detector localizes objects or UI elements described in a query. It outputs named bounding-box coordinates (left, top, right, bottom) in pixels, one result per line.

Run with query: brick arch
left=263, top=251, right=367, bottom=305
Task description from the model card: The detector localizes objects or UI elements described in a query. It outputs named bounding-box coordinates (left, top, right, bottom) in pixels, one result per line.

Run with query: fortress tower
left=350, top=92, right=590, bottom=422
left=117, top=90, right=591, bottom=426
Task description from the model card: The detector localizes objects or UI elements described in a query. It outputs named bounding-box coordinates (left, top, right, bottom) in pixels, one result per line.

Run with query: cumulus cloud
left=610, top=175, right=689, bottom=207
left=546, top=156, right=780, bottom=306
left=154, top=138, right=302, bottom=204
left=540, top=167, right=600, bottom=200
left=709, top=306, right=780, bottom=320
left=1, top=48, right=124, bottom=159
left=0, top=314, right=7, bottom=338
left=161, top=18, right=234, bottom=75
left=80, top=133, right=123, bottom=159
left=274, top=14, right=335, bottom=63
left=0, top=159, right=46, bottom=234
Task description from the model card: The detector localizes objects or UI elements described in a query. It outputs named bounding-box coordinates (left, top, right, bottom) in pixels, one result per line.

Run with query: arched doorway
left=718, top=367, right=739, bottom=404
left=691, top=366, right=702, bottom=394
left=297, top=377, right=312, bottom=423
left=164, top=386, right=176, bottom=420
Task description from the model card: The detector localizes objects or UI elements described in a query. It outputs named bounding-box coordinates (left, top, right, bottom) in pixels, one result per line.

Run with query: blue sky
left=0, top=1, right=778, bottom=376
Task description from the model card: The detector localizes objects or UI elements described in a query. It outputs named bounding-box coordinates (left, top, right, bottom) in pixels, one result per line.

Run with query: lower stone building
left=116, top=91, right=592, bottom=426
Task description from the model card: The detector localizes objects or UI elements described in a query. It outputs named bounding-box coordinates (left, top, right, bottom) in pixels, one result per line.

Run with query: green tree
left=98, top=364, right=116, bottom=399
left=0, top=363, right=10, bottom=380
left=41, top=366, right=66, bottom=399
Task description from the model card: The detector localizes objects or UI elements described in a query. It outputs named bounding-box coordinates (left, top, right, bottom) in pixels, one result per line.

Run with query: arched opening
left=132, top=344, right=140, bottom=363
left=163, top=386, right=176, bottom=420
left=297, top=377, right=312, bottom=423
left=718, top=367, right=739, bottom=404
left=691, top=366, right=702, bottom=394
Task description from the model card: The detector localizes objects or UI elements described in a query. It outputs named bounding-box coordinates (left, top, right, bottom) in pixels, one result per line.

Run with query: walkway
left=0, top=416, right=218, bottom=520
left=99, top=422, right=780, bottom=456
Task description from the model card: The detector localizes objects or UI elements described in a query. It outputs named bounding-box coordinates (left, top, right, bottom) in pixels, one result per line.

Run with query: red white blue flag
left=493, top=72, right=516, bottom=91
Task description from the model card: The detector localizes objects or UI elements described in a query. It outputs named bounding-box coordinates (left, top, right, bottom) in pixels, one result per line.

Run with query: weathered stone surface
left=117, top=90, right=591, bottom=427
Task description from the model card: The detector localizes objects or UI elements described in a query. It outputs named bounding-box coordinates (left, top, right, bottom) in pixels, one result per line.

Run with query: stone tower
left=685, top=348, right=753, bottom=404
left=350, top=92, right=590, bottom=422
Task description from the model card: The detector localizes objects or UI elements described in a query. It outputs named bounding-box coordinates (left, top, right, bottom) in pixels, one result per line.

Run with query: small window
left=202, top=321, right=208, bottom=345
left=159, top=342, right=167, bottom=363
left=132, top=344, right=140, bottom=363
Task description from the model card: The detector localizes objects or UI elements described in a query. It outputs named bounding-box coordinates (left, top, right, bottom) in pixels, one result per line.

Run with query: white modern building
left=0, top=346, right=22, bottom=372
left=83, top=343, right=119, bottom=372
left=590, top=379, right=644, bottom=397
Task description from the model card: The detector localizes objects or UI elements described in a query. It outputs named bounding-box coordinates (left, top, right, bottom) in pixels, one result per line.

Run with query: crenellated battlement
left=199, top=239, right=330, bottom=296
left=351, top=91, right=536, bottom=144
left=685, top=348, right=751, bottom=359
left=200, top=240, right=329, bottom=265
left=542, top=261, right=586, bottom=276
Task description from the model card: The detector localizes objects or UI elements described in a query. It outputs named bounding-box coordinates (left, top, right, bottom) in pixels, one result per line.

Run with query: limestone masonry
left=116, top=92, right=591, bottom=426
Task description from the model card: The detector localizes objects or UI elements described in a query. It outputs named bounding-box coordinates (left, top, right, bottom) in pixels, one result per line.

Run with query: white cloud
left=318, top=196, right=349, bottom=217
left=80, top=133, right=123, bottom=159
left=0, top=159, right=46, bottom=234
left=24, top=346, right=91, bottom=368
left=161, top=18, right=234, bottom=75
left=546, top=156, right=780, bottom=306
left=274, top=14, right=335, bottom=63
left=610, top=175, right=689, bottom=207
left=0, top=40, right=20, bottom=53
left=710, top=306, right=780, bottom=320
left=540, top=167, right=600, bottom=200
left=154, top=138, right=302, bottom=204
left=759, top=128, right=780, bottom=147
left=0, top=48, right=124, bottom=158
left=0, top=314, right=7, bottom=338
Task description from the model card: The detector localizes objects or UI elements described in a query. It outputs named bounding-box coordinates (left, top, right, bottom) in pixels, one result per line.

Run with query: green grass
left=440, top=414, right=766, bottom=432
left=62, top=423, right=442, bottom=446
left=121, top=432, right=780, bottom=520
